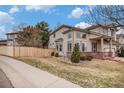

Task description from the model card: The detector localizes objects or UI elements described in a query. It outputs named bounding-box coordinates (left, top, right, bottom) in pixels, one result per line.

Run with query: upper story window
left=111, top=31, right=115, bottom=36
left=76, top=32, right=81, bottom=39
left=14, top=35, right=17, bottom=38
left=82, top=34, right=86, bottom=38
left=7, top=35, right=14, bottom=40
left=53, top=34, right=56, bottom=38
left=68, top=32, right=72, bottom=39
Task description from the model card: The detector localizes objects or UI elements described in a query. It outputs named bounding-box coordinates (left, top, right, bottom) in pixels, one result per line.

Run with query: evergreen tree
left=118, top=47, right=124, bottom=57
left=35, top=21, right=50, bottom=48
left=71, top=43, right=80, bottom=63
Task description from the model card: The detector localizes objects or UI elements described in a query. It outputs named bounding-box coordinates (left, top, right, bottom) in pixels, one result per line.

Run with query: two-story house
left=49, top=24, right=117, bottom=58
left=0, top=39, right=7, bottom=46
left=6, top=32, right=19, bottom=46
left=116, top=28, right=124, bottom=48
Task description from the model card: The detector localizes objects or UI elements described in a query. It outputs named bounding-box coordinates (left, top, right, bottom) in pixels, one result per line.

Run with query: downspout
left=72, top=30, right=75, bottom=50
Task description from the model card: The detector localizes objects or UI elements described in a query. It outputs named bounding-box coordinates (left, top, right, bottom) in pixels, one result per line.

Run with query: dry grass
left=15, top=57, right=124, bottom=88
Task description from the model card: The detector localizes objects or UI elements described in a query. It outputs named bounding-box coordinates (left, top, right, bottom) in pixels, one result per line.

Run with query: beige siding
left=90, top=27, right=111, bottom=36
left=49, top=27, right=69, bottom=49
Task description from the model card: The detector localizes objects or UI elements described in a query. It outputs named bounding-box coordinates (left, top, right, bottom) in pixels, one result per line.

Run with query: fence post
left=13, top=45, right=15, bottom=57
left=19, top=46, right=20, bottom=57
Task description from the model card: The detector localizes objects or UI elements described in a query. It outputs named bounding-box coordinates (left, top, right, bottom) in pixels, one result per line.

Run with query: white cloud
left=75, top=22, right=91, bottom=29
left=68, top=7, right=88, bottom=19
left=9, top=6, right=19, bottom=14
left=0, top=11, right=14, bottom=25
left=25, top=5, right=56, bottom=13
left=0, top=26, right=5, bottom=32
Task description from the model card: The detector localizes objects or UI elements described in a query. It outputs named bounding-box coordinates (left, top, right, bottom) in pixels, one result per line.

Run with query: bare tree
left=85, top=5, right=124, bottom=28
left=16, top=21, right=50, bottom=48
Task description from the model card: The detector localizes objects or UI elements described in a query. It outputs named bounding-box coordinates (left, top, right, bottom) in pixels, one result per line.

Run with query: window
left=68, top=32, right=72, bottom=39
left=82, top=34, right=86, bottom=38
left=82, top=43, right=85, bottom=52
left=56, top=45, right=59, bottom=51
left=111, top=31, right=115, bottom=36
left=76, top=32, right=81, bottom=38
left=76, top=43, right=80, bottom=48
left=60, top=44, right=62, bottom=51
left=53, top=34, right=56, bottom=38
left=67, top=41, right=72, bottom=52
left=92, top=42, right=97, bottom=52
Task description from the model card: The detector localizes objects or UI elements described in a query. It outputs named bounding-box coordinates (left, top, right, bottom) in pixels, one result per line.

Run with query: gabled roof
left=0, top=40, right=7, bottom=45
left=50, top=25, right=73, bottom=35
left=6, top=32, right=19, bottom=35
left=50, top=24, right=100, bottom=36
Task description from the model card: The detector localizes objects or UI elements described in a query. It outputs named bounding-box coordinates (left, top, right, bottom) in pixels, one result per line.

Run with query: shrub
left=51, top=52, right=55, bottom=56
left=118, top=47, right=124, bottom=57
left=80, top=56, right=86, bottom=61
left=71, top=43, right=80, bottom=63
left=80, top=55, right=93, bottom=61
left=55, top=52, right=59, bottom=57
left=86, top=56, right=93, bottom=61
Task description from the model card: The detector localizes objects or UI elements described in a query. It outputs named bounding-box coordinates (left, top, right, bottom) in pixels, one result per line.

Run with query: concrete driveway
left=0, top=56, right=80, bottom=88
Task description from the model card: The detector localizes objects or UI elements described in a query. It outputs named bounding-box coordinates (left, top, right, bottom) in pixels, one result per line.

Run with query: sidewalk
left=0, top=56, right=80, bottom=88
left=0, top=69, right=13, bottom=88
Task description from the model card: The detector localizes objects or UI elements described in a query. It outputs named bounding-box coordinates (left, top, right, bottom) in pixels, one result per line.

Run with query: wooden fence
left=0, top=46, right=55, bottom=57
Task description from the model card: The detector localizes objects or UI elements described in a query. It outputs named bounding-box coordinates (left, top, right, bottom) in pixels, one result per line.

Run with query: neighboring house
left=6, top=32, right=19, bottom=46
left=0, top=40, right=7, bottom=46
left=116, top=34, right=124, bottom=48
left=116, top=29, right=124, bottom=48
left=49, top=24, right=118, bottom=58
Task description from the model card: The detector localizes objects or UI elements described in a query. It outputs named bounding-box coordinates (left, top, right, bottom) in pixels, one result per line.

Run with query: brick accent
left=67, top=52, right=113, bottom=59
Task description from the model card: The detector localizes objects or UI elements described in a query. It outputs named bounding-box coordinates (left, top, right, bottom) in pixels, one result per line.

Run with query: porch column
left=114, top=31, right=117, bottom=41
left=110, top=38, right=112, bottom=52
left=101, top=38, right=104, bottom=52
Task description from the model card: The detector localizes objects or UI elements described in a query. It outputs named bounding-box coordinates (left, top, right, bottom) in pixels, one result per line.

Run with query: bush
left=55, top=53, right=59, bottom=57
left=86, top=56, right=93, bottom=61
left=80, top=56, right=93, bottom=61
left=118, top=47, right=124, bottom=57
left=51, top=52, right=55, bottom=56
left=71, top=44, right=80, bottom=63
left=80, top=56, right=86, bottom=61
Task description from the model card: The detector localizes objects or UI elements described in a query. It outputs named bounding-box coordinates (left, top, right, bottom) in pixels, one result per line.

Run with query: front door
left=56, top=43, right=63, bottom=56
left=92, top=42, right=97, bottom=52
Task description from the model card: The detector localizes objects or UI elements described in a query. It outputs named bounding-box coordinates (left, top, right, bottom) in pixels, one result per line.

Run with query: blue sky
left=0, top=5, right=92, bottom=39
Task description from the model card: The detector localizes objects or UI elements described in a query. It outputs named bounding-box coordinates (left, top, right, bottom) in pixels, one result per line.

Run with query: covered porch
left=90, top=36, right=114, bottom=52
left=81, top=36, right=116, bottom=59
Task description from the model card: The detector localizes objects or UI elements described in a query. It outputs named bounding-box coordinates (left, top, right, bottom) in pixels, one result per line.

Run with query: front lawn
left=15, top=57, right=124, bottom=88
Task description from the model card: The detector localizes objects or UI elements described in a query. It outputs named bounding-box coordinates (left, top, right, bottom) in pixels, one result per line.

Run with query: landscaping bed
left=15, top=57, right=124, bottom=88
